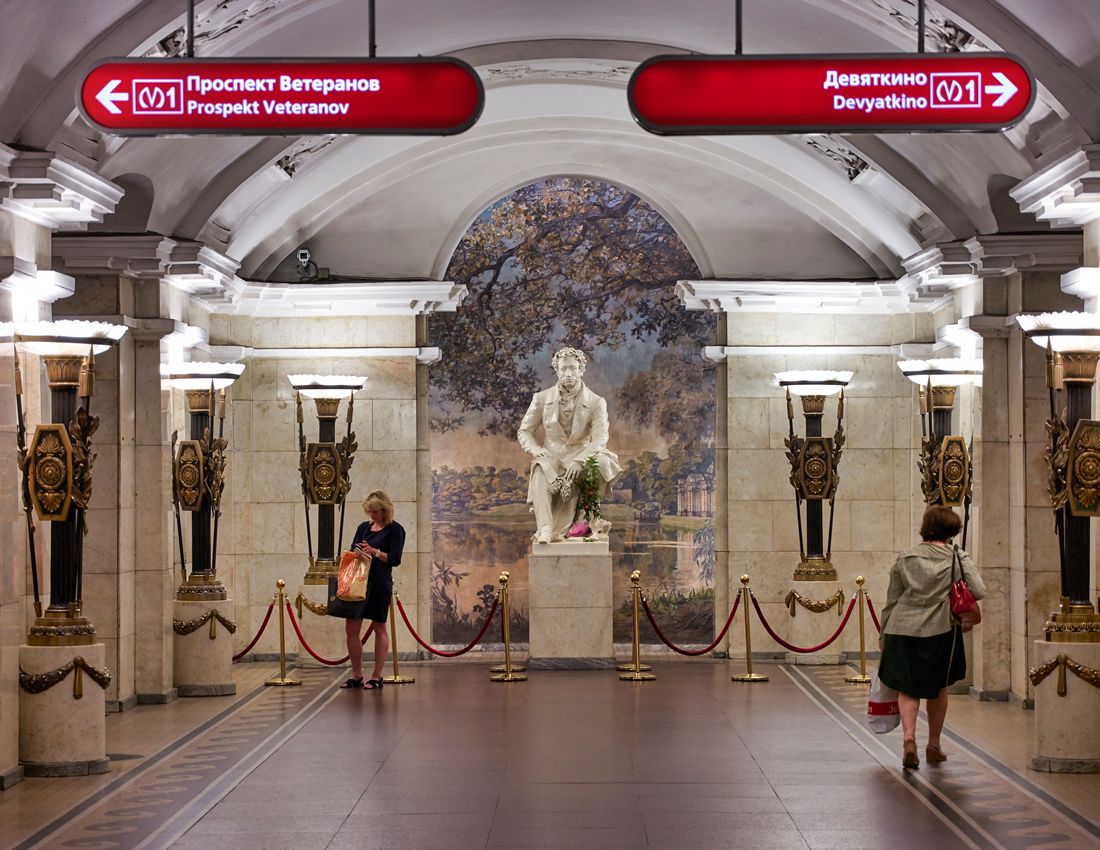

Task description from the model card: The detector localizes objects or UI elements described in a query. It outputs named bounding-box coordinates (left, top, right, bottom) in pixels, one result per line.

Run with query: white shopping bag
left=867, top=670, right=900, bottom=734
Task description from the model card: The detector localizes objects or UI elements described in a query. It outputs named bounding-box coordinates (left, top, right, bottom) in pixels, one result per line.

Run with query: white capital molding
left=902, top=234, right=1084, bottom=292
left=0, top=257, right=75, bottom=303
left=196, top=280, right=468, bottom=316
left=0, top=144, right=122, bottom=230
left=703, top=343, right=935, bottom=361
left=677, top=279, right=925, bottom=315
left=1011, top=144, right=1100, bottom=228
left=1061, top=267, right=1100, bottom=300
left=53, top=234, right=175, bottom=278
left=206, top=345, right=441, bottom=363
left=959, top=315, right=1014, bottom=339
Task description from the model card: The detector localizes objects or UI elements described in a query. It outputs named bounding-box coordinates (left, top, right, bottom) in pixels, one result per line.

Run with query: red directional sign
left=629, top=53, right=1034, bottom=134
left=79, top=58, right=484, bottom=136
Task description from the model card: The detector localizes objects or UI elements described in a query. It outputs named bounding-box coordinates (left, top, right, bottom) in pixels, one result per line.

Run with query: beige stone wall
left=207, top=315, right=422, bottom=658
left=723, top=312, right=935, bottom=661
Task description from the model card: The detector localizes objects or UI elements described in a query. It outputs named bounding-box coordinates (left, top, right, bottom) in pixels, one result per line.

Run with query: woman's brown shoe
left=902, top=740, right=920, bottom=769
left=926, top=744, right=947, bottom=764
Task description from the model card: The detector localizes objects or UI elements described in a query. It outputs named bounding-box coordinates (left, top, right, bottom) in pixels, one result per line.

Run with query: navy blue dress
left=348, top=521, right=405, bottom=622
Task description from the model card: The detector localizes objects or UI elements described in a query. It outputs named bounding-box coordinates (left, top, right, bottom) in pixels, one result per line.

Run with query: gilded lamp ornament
left=777, top=370, right=852, bottom=581
left=10, top=320, right=128, bottom=644
left=163, top=362, right=246, bottom=601
left=1017, top=312, right=1100, bottom=642
left=897, top=358, right=982, bottom=543
left=288, top=374, right=366, bottom=584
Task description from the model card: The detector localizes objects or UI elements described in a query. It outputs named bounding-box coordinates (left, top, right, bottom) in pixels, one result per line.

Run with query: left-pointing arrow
left=95, top=80, right=128, bottom=115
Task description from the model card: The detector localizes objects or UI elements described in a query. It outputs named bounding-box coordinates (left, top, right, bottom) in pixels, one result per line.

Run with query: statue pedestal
left=173, top=598, right=237, bottom=696
left=785, top=580, right=846, bottom=665
left=1031, top=639, right=1100, bottom=772
left=294, top=583, right=348, bottom=668
left=528, top=540, right=613, bottom=668
left=19, top=643, right=110, bottom=776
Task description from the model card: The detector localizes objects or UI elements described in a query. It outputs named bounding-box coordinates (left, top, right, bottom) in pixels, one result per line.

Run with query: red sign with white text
left=79, top=58, right=484, bottom=136
left=629, top=53, right=1034, bottom=134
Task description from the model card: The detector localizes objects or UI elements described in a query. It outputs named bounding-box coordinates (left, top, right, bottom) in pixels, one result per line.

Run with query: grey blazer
left=879, top=542, right=986, bottom=638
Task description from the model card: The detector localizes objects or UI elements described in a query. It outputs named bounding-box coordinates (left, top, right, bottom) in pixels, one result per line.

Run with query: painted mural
left=429, top=177, right=715, bottom=646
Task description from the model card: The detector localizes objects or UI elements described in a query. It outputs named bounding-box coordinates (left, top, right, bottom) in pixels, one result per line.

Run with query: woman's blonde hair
left=362, top=490, right=395, bottom=525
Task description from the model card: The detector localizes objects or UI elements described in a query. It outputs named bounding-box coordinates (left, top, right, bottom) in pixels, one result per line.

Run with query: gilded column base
left=19, top=642, right=108, bottom=775
left=27, top=610, right=97, bottom=647
left=176, top=573, right=228, bottom=601
left=793, top=556, right=837, bottom=582
left=304, top=557, right=338, bottom=586
left=1045, top=603, right=1100, bottom=643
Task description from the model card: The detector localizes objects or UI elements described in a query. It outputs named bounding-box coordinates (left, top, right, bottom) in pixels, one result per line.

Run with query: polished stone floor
left=3, top=658, right=1099, bottom=849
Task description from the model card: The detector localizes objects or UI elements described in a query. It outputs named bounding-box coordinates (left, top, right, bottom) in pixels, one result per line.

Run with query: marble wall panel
left=844, top=397, right=894, bottom=449
left=841, top=448, right=894, bottom=497
left=849, top=501, right=895, bottom=552
left=729, top=449, right=791, bottom=502
left=344, top=358, right=416, bottom=400
left=775, top=314, right=836, bottom=346
left=371, top=399, right=417, bottom=452
left=727, top=356, right=788, bottom=399
left=250, top=451, right=303, bottom=504
left=727, top=314, right=777, bottom=346
left=251, top=502, right=297, bottom=554
left=729, top=499, right=772, bottom=551
left=366, top=316, right=416, bottom=347
left=356, top=450, right=417, bottom=503
left=251, top=359, right=279, bottom=401
left=250, top=400, right=294, bottom=452
left=135, top=569, right=173, bottom=696
left=834, top=314, right=894, bottom=346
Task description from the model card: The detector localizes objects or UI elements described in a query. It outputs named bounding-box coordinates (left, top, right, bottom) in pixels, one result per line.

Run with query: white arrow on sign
left=95, top=80, right=129, bottom=114
left=984, top=72, right=1018, bottom=108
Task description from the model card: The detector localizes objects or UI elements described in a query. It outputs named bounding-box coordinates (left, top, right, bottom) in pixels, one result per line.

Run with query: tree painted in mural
left=429, top=176, right=716, bottom=645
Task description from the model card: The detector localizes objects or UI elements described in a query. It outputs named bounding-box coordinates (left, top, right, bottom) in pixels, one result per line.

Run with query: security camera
left=296, top=248, right=311, bottom=264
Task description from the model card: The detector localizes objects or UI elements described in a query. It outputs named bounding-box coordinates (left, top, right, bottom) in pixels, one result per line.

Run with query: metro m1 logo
left=629, top=53, right=1034, bottom=134
left=132, top=79, right=185, bottom=114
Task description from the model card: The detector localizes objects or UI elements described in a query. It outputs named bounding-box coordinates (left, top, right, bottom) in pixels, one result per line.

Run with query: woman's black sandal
left=341, top=677, right=364, bottom=689
left=364, top=678, right=384, bottom=690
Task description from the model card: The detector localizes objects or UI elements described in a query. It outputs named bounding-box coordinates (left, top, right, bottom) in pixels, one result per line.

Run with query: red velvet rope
left=866, top=596, right=882, bottom=633
left=232, top=600, right=275, bottom=661
left=395, top=596, right=500, bottom=657
left=749, top=592, right=857, bottom=653
left=640, top=593, right=741, bottom=656
left=285, top=604, right=375, bottom=666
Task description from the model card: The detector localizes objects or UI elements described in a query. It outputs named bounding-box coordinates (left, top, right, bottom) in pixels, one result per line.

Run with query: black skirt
left=878, top=627, right=966, bottom=699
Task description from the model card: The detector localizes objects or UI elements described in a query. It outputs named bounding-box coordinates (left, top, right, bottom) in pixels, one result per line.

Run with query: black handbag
left=326, top=575, right=367, bottom=619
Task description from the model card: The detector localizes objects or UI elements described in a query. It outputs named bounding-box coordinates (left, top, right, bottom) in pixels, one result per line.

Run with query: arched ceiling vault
left=1, top=0, right=1096, bottom=282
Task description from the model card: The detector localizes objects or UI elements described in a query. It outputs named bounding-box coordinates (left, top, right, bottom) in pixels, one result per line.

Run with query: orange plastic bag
left=335, top=550, right=370, bottom=601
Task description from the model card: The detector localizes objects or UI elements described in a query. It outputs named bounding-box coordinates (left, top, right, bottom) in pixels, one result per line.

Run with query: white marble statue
left=517, top=347, right=621, bottom=544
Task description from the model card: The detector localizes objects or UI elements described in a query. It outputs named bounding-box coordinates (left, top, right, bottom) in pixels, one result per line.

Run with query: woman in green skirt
left=878, top=506, right=985, bottom=769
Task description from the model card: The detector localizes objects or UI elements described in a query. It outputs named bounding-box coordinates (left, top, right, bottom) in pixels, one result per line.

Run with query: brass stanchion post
left=383, top=595, right=415, bottom=684
left=731, top=575, right=768, bottom=683
left=265, top=580, right=302, bottom=687
left=490, top=572, right=526, bottom=683
left=620, top=570, right=656, bottom=681
left=845, top=576, right=871, bottom=683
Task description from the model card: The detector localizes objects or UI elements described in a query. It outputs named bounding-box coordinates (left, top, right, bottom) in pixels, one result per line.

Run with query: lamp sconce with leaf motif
left=897, top=358, right=982, bottom=546
left=162, top=362, right=246, bottom=601
left=1017, top=312, right=1100, bottom=643
left=776, top=370, right=852, bottom=581
left=9, top=320, right=128, bottom=644
left=287, top=374, right=366, bottom=584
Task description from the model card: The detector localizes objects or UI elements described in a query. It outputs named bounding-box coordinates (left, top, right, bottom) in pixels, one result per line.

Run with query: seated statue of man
left=517, top=347, right=621, bottom=544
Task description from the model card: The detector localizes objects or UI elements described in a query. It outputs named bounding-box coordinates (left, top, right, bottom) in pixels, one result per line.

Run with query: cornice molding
left=0, top=257, right=75, bottom=303
left=902, top=234, right=1083, bottom=292
left=0, top=145, right=121, bottom=230
left=52, top=234, right=175, bottom=278
left=207, top=344, right=442, bottom=363
left=1011, top=144, right=1100, bottom=228
left=196, top=280, right=468, bottom=317
left=676, top=279, right=926, bottom=315
left=703, top=343, right=935, bottom=361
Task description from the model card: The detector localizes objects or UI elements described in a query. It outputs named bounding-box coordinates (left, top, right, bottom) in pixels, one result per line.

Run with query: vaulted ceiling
left=2, top=0, right=1095, bottom=281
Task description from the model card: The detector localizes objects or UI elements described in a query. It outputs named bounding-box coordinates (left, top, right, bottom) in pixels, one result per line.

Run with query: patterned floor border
left=15, top=667, right=344, bottom=850
left=785, top=664, right=1100, bottom=850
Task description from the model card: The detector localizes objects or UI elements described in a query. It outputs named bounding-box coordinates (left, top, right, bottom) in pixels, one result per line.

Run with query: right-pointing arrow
left=95, top=80, right=128, bottom=115
left=985, top=72, right=1018, bottom=108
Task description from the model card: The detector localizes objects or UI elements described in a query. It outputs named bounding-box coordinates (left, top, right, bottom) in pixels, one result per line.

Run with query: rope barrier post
left=731, top=575, right=768, bottom=683
left=620, top=570, right=656, bottom=682
left=265, top=580, right=302, bottom=687
left=844, top=576, right=871, bottom=684
left=490, top=572, right=526, bottom=683
left=383, top=595, right=415, bottom=684
left=490, top=578, right=526, bottom=673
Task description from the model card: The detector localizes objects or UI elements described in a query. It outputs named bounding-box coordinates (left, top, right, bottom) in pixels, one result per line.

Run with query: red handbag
left=949, top=546, right=981, bottom=627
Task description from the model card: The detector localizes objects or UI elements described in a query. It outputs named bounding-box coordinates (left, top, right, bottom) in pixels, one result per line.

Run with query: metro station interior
left=1, top=1, right=1099, bottom=848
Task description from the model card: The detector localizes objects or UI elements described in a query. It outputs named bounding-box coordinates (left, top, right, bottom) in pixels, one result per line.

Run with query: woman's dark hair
left=920, top=506, right=962, bottom=542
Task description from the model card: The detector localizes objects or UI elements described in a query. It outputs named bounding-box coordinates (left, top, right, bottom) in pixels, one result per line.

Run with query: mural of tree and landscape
left=429, top=176, right=716, bottom=646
